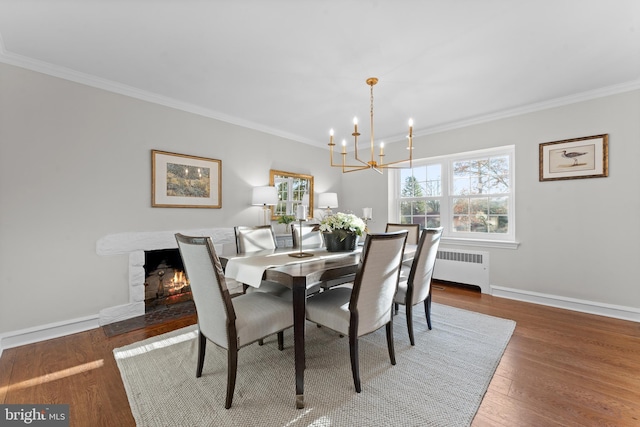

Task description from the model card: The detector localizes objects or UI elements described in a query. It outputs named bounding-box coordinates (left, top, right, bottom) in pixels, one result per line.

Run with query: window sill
left=440, top=237, right=520, bottom=250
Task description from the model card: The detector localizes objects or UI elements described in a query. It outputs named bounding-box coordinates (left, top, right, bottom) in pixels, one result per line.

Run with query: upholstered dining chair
left=385, top=223, right=421, bottom=245
left=291, top=223, right=341, bottom=293
left=394, top=227, right=443, bottom=345
left=234, top=225, right=291, bottom=297
left=175, top=233, right=294, bottom=409
left=291, top=223, right=324, bottom=249
left=305, top=231, right=408, bottom=393
left=385, top=223, right=421, bottom=271
left=234, top=224, right=278, bottom=252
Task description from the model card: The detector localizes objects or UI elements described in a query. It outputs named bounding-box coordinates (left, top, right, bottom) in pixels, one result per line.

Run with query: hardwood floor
left=1, top=282, right=639, bottom=426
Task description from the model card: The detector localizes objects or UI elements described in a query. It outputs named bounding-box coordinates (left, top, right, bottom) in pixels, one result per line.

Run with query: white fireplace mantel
left=96, top=227, right=235, bottom=325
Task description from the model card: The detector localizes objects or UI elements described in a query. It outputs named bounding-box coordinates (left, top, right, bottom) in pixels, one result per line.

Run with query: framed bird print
left=539, top=134, right=608, bottom=181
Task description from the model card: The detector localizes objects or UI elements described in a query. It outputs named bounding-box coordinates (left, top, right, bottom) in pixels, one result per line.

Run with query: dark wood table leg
left=292, top=278, right=306, bottom=409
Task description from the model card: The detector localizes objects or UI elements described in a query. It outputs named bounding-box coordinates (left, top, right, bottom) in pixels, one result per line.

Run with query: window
left=390, top=146, right=515, bottom=243
left=269, top=170, right=314, bottom=219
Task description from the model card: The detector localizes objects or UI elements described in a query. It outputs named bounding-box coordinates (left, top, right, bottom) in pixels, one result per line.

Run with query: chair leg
left=196, top=331, right=206, bottom=378
left=277, top=331, right=284, bottom=351
left=349, top=334, right=361, bottom=393
left=394, top=302, right=399, bottom=315
left=386, top=321, right=396, bottom=365
left=225, top=347, right=238, bottom=409
left=425, top=294, right=432, bottom=330
left=258, top=339, right=264, bottom=346
left=406, top=303, right=415, bottom=346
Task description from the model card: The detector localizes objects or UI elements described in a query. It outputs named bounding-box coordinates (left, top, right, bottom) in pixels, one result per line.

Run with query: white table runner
left=225, top=248, right=359, bottom=287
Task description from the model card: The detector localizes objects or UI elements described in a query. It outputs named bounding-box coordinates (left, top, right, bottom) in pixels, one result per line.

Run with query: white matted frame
left=539, top=134, right=608, bottom=182
left=152, top=150, right=222, bottom=208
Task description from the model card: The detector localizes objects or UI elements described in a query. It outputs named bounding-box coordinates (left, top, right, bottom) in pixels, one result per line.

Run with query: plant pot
left=323, top=231, right=358, bottom=252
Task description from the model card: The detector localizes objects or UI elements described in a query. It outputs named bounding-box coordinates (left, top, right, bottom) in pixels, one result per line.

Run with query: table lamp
left=252, top=186, right=278, bottom=225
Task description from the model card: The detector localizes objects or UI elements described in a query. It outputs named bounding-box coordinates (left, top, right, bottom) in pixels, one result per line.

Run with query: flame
left=171, top=270, right=189, bottom=287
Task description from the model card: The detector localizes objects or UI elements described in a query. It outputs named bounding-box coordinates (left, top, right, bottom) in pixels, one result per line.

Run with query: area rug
left=114, top=303, right=515, bottom=426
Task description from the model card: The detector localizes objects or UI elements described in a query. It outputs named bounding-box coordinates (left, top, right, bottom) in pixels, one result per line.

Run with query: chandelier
left=328, top=77, right=413, bottom=174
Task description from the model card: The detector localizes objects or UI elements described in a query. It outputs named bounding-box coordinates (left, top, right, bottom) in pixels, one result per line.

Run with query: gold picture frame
left=152, top=150, right=222, bottom=208
left=269, top=169, right=314, bottom=219
left=539, top=134, right=608, bottom=182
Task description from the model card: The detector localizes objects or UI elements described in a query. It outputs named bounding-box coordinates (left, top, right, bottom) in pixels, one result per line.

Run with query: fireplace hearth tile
left=102, top=300, right=196, bottom=337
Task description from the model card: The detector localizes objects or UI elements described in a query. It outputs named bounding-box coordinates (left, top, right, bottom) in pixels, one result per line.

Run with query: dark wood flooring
left=1, top=282, right=639, bottom=426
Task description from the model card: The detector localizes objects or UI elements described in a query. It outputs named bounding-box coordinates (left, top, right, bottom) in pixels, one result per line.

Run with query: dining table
left=221, top=243, right=416, bottom=409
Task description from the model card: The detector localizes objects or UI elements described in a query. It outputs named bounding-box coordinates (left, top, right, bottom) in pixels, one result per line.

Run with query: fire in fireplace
left=144, top=248, right=192, bottom=310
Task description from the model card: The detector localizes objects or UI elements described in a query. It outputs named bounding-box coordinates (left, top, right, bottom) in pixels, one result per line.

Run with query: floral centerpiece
left=319, top=212, right=366, bottom=251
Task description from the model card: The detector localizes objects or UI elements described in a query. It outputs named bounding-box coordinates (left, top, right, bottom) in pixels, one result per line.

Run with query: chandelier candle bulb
left=342, top=139, right=347, bottom=154
left=326, top=77, right=415, bottom=173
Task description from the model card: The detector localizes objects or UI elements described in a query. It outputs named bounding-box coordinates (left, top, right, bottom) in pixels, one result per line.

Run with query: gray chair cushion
left=394, top=279, right=408, bottom=304
left=245, top=281, right=293, bottom=300
left=232, top=292, right=293, bottom=347
left=305, top=287, right=352, bottom=335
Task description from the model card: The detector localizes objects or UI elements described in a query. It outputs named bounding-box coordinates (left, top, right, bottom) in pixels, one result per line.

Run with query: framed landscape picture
left=539, top=134, right=608, bottom=182
left=152, top=150, right=222, bottom=208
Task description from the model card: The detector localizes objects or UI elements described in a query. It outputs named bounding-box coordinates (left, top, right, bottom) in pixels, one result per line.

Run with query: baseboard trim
left=0, top=314, right=100, bottom=356
left=3, top=286, right=637, bottom=359
left=491, top=286, right=640, bottom=323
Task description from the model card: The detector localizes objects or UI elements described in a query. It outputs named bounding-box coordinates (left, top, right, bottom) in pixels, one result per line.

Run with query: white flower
left=319, top=212, right=366, bottom=236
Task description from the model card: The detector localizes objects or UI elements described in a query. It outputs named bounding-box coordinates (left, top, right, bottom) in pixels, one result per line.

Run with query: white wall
left=345, top=89, right=640, bottom=316
left=0, top=63, right=342, bottom=336
left=1, top=62, right=639, bottom=348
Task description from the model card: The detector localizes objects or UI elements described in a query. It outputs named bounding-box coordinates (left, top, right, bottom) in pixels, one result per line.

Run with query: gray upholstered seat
left=234, top=225, right=292, bottom=298
left=175, top=233, right=293, bottom=409
left=305, top=231, right=408, bottom=393
left=394, top=227, right=443, bottom=345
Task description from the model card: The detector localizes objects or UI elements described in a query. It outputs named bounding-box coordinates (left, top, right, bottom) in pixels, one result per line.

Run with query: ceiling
left=1, top=0, right=639, bottom=149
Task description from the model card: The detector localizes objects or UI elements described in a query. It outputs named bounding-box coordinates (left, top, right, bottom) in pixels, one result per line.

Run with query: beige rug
left=114, top=303, right=515, bottom=426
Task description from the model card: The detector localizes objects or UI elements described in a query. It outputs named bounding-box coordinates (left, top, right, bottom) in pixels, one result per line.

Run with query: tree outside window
left=393, top=146, right=514, bottom=241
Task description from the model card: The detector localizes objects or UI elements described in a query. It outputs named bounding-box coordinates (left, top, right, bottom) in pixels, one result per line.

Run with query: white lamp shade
left=318, top=192, right=338, bottom=209
left=252, top=186, right=278, bottom=206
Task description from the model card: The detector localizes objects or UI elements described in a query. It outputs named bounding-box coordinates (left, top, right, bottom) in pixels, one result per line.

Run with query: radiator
left=433, top=249, right=489, bottom=293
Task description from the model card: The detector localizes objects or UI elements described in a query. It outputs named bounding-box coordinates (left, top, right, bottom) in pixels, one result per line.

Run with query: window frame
left=388, top=145, right=517, bottom=248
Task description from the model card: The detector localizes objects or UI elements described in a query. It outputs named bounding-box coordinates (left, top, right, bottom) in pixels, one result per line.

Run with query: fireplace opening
left=144, top=248, right=192, bottom=311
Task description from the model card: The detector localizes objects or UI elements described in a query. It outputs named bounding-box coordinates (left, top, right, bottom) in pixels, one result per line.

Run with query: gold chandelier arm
left=328, top=140, right=371, bottom=169
left=343, top=164, right=383, bottom=174
left=327, top=77, right=414, bottom=174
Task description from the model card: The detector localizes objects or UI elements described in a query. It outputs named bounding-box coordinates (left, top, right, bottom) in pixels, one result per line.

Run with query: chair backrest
left=406, top=227, right=443, bottom=306
left=234, top=225, right=277, bottom=253
left=350, top=231, right=408, bottom=336
left=385, top=223, right=421, bottom=245
left=291, top=223, right=324, bottom=249
left=175, top=233, right=235, bottom=349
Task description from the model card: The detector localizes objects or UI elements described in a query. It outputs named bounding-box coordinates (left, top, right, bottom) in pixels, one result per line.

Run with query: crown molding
left=2, top=34, right=638, bottom=149
left=414, top=79, right=640, bottom=138
left=0, top=36, right=316, bottom=146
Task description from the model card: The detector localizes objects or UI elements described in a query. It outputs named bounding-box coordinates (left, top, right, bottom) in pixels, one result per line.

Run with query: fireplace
left=144, top=248, right=192, bottom=310
left=96, top=227, right=236, bottom=325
